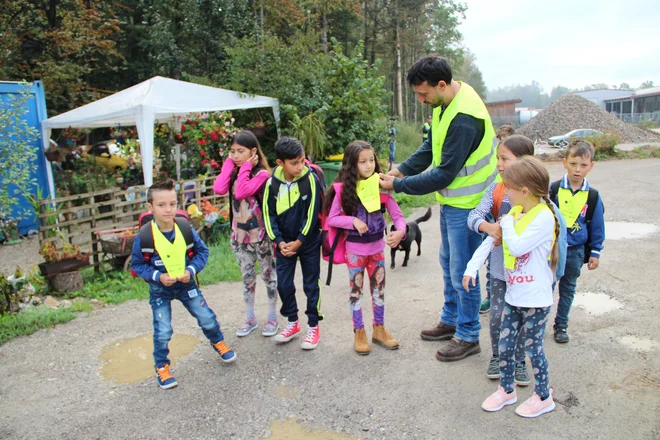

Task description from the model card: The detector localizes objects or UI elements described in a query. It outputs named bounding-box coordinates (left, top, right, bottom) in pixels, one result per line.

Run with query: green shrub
left=586, top=132, right=622, bottom=160
left=393, top=122, right=424, bottom=162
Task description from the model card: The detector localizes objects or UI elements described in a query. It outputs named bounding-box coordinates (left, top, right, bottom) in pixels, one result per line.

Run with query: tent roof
left=42, top=76, right=279, bottom=129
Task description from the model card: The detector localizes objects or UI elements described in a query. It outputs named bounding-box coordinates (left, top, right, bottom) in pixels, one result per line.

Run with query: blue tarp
left=0, top=81, right=51, bottom=235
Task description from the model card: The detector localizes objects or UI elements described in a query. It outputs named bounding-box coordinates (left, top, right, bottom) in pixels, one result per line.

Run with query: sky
left=458, top=0, right=660, bottom=93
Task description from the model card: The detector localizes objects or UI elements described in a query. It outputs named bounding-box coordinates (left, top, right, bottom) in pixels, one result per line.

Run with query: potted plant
left=38, top=239, right=90, bottom=277
left=248, top=120, right=267, bottom=137
left=45, top=144, right=60, bottom=162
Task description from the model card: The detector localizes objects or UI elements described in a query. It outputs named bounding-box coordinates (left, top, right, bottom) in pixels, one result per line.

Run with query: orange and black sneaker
left=155, top=364, right=178, bottom=389
left=212, top=340, right=237, bottom=363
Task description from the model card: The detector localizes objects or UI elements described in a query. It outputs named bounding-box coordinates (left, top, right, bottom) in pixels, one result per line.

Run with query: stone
left=44, top=295, right=59, bottom=308
left=61, top=299, right=73, bottom=308
left=32, top=296, right=42, bottom=306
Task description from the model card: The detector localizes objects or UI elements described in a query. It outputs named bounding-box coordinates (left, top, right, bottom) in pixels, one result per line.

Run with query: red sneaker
left=301, top=325, right=320, bottom=350
left=273, top=320, right=300, bottom=343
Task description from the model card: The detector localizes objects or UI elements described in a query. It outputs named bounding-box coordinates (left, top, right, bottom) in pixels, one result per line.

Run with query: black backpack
left=550, top=181, right=603, bottom=264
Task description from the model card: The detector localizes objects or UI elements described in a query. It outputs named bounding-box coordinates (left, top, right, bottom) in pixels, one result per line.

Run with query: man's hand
left=379, top=173, right=396, bottom=191
left=587, top=257, right=599, bottom=270
left=387, top=167, right=403, bottom=178
left=385, top=230, right=405, bottom=248
left=159, top=273, right=177, bottom=286
left=352, top=218, right=368, bottom=235
left=177, top=269, right=191, bottom=284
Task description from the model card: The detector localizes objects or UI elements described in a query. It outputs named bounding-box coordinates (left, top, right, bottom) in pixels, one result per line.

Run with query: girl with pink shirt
left=213, top=130, right=278, bottom=337
left=325, top=141, right=407, bottom=355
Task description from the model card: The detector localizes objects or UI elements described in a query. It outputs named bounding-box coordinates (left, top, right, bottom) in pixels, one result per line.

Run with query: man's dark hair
left=147, top=178, right=175, bottom=203
left=274, top=136, right=305, bottom=161
left=407, top=55, right=453, bottom=87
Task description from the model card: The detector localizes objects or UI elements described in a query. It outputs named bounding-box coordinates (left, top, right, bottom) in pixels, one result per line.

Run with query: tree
left=0, top=85, right=39, bottom=222
left=639, top=80, right=655, bottom=89
left=619, top=82, right=632, bottom=90
left=488, top=82, right=549, bottom=108
left=456, top=50, right=486, bottom=99
left=549, top=86, right=573, bottom=103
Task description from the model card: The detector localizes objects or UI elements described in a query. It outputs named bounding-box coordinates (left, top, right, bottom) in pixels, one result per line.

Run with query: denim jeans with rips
left=149, top=282, right=224, bottom=368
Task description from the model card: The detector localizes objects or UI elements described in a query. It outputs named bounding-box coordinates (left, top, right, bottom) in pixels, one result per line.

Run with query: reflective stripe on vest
left=152, top=221, right=187, bottom=278
left=503, top=204, right=555, bottom=270
left=431, top=82, right=498, bottom=209
left=557, top=187, right=589, bottom=228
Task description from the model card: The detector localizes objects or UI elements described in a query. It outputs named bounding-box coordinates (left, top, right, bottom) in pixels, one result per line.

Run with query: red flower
left=192, top=120, right=198, bottom=126
left=186, top=119, right=191, bottom=124
left=209, top=131, right=220, bottom=142
left=175, top=134, right=183, bottom=142
left=201, top=159, right=209, bottom=166
left=197, top=139, right=205, bottom=146
left=210, top=160, right=220, bottom=169
left=222, top=131, right=228, bottom=139
left=129, top=130, right=135, bottom=136
left=181, top=125, right=186, bottom=132
left=200, top=150, right=206, bottom=157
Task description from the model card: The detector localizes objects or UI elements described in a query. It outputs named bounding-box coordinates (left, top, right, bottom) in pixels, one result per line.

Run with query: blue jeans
left=439, top=205, right=483, bottom=342
left=555, top=245, right=584, bottom=328
left=149, top=282, right=224, bottom=368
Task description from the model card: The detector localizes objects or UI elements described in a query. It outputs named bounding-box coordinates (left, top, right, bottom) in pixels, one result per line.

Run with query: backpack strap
left=324, top=230, right=343, bottom=286
left=549, top=180, right=561, bottom=203
left=138, top=222, right=155, bottom=261
left=491, top=182, right=506, bottom=218
left=174, top=217, right=195, bottom=256
left=583, top=187, right=600, bottom=264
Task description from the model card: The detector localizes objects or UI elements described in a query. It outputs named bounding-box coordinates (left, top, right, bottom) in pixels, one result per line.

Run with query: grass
left=0, top=301, right=93, bottom=345
left=393, top=192, right=437, bottom=218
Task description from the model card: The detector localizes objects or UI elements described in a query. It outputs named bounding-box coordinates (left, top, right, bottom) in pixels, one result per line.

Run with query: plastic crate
left=316, top=161, right=342, bottom=186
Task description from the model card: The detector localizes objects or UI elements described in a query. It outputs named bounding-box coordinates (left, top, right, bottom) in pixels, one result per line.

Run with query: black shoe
left=435, top=337, right=480, bottom=362
left=554, top=327, right=569, bottom=343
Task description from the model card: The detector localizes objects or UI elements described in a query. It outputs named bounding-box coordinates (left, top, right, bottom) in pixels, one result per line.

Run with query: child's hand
left=482, top=222, right=502, bottom=242
left=159, top=273, right=177, bottom=286
left=352, top=218, right=368, bottom=235
left=462, top=275, right=476, bottom=293
left=385, top=230, right=405, bottom=248
left=248, top=154, right=259, bottom=167
left=287, top=240, right=302, bottom=254
left=587, top=257, right=599, bottom=270
left=177, top=270, right=191, bottom=284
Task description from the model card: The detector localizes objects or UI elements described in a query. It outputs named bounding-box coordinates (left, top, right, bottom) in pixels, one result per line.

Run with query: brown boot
left=372, top=324, right=399, bottom=350
left=435, top=337, right=480, bottom=362
left=420, top=322, right=456, bottom=341
left=354, top=328, right=370, bottom=355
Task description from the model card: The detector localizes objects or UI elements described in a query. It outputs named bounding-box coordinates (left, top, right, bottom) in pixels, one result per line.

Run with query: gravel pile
left=518, top=94, right=660, bottom=143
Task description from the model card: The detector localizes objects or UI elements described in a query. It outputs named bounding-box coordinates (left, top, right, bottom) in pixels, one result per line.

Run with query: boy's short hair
left=496, top=125, right=515, bottom=141
left=566, top=140, right=595, bottom=160
left=407, top=55, right=453, bottom=87
left=274, top=137, right=305, bottom=161
left=147, top=178, right=175, bottom=203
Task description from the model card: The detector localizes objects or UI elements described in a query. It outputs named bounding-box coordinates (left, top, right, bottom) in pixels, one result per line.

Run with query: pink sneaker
left=515, top=392, right=555, bottom=418
left=301, top=325, right=320, bottom=350
left=481, top=386, right=517, bottom=412
left=273, top=320, right=301, bottom=343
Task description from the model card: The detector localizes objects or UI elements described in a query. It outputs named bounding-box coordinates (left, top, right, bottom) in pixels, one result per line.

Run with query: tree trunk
left=363, top=0, right=369, bottom=61
left=321, top=5, right=328, bottom=54
left=260, top=0, right=264, bottom=36
left=394, top=3, right=403, bottom=122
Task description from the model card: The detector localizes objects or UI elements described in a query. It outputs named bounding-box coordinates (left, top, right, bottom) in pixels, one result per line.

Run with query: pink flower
left=200, top=150, right=206, bottom=157
left=201, top=159, right=209, bottom=166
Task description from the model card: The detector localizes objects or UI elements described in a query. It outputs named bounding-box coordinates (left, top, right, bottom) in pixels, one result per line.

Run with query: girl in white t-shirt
left=463, top=156, right=560, bottom=418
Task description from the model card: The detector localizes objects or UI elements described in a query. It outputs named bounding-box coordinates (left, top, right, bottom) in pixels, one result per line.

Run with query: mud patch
left=622, top=370, right=660, bottom=392
left=618, top=336, right=657, bottom=352
left=265, top=419, right=358, bottom=440
left=274, top=384, right=298, bottom=399
left=99, top=333, right=200, bottom=384
left=555, top=392, right=580, bottom=411
left=572, top=292, right=622, bottom=316
left=605, top=222, right=658, bottom=240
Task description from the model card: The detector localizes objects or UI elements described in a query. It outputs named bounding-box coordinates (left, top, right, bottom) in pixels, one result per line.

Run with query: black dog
left=390, top=207, right=432, bottom=269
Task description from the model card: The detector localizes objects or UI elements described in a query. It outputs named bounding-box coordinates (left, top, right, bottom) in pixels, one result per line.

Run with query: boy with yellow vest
left=131, top=179, right=236, bottom=389
left=549, top=140, right=605, bottom=343
left=380, top=55, right=498, bottom=361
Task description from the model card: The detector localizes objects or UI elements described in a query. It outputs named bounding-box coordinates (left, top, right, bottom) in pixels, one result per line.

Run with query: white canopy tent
left=41, top=76, right=280, bottom=196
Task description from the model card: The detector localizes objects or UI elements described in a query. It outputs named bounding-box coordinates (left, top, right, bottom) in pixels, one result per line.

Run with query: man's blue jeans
left=149, top=282, right=224, bottom=368
left=555, top=244, right=585, bottom=329
left=439, top=205, right=483, bottom=342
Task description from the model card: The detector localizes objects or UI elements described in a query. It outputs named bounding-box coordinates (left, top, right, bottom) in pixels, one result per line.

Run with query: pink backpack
left=322, top=182, right=389, bottom=285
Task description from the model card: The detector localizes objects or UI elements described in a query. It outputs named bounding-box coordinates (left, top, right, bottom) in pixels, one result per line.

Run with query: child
left=464, top=156, right=560, bottom=418
left=263, top=137, right=324, bottom=350
left=467, top=134, right=535, bottom=385
left=213, top=130, right=279, bottom=337
left=479, top=125, right=516, bottom=315
left=131, top=179, right=236, bottom=390
left=325, top=141, right=406, bottom=355
left=550, top=140, right=604, bottom=343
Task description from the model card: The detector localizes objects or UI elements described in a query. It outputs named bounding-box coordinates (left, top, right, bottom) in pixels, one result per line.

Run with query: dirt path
left=1, top=159, right=659, bottom=439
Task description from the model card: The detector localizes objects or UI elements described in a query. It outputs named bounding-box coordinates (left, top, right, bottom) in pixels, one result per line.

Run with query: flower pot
left=50, top=271, right=84, bottom=292
left=249, top=127, right=266, bottom=137
left=45, top=151, right=60, bottom=162
left=39, top=257, right=90, bottom=277
left=116, top=177, right=124, bottom=185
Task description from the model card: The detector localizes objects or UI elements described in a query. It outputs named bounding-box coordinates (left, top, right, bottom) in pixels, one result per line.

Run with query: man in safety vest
left=380, top=55, right=497, bottom=362
left=422, top=116, right=432, bottom=140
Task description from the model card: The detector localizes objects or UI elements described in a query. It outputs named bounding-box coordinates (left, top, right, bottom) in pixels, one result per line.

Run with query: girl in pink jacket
left=214, top=130, right=278, bottom=337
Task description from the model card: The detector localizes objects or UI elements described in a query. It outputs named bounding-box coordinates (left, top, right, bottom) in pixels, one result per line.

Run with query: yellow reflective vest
left=432, top=82, right=498, bottom=209
left=503, top=204, right=555, bottom=270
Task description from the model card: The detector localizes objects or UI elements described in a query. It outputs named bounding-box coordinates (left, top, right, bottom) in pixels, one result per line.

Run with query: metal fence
left=617, top=113, right=660, bottom=124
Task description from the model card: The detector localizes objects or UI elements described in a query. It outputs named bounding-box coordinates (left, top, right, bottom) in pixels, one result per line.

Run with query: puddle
left=572, top=292, right=622, bottom=316
left=99, top=333, right=200, bottom=384
left=618, top=336, right=657, bottom=352
left=274, top=384, right=298, bottom=399
left=265, top=419, right=359, bottom=440
left=605, top=222, right=658, bottom=240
